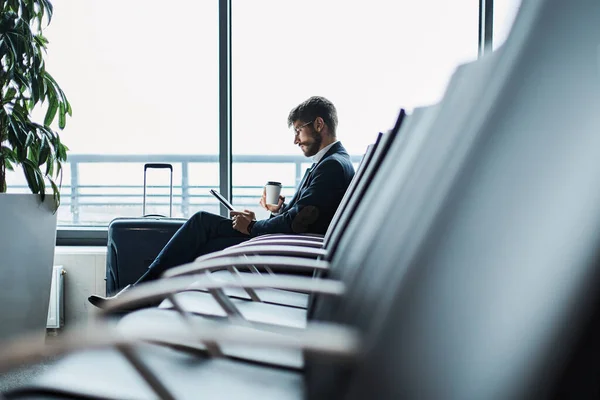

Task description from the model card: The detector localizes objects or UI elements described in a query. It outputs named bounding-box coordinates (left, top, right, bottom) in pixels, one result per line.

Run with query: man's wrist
left=270, top=206, right=284, bottom=216
left=247, top=220, right=256, bottom=234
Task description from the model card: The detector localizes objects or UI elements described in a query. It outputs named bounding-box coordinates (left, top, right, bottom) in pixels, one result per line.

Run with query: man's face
left=293, top=119, right=322, bottom=157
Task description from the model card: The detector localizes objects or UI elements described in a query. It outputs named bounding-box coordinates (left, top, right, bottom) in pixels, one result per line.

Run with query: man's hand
left=231, top=210, right=255, bottom=235
left=230, top=209, right=256, bottom=220
left=259, top=187, right=285, bottom=213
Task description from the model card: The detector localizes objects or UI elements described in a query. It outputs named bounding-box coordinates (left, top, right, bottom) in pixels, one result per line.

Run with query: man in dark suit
left=89, top=96, right=354, bottom=307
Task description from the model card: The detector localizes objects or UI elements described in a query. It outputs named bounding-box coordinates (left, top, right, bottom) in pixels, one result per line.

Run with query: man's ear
left=315, top=117, right=325, bottom=133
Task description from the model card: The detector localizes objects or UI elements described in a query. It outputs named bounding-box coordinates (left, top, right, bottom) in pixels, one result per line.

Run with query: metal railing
left=12, top=154, right=362, bottom=226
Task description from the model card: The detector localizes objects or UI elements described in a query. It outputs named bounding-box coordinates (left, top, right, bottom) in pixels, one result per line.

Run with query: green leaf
left=24, top=130, right=34, bottom=148
left=45, top=154, right=54, bottom=176
left=44, top=97, right=58, bottom=126
left=1, top=145, right=17, bottom=162
left=42, top=0, right=53, bottom=25
left=58, top=102, right=66, bottom=129
left=27, top=1, right=35, bottom=23
left=28, top=144, right=39, bottom=165
left=22, top=159, right=40, bottom=194
left=56, top=161, right=62, bottom=183
left=56, top=143, right=67, bottom=161
left=49, top=179, right=60, bottom=211
left=12, top=73, right=27, bottom=91
left=7, top=118, right=25, bottom=148
left=39, top=138, right=50, bottom=167
left=3, top=34, right=18, bottom=63
left=3, top=88, right=17, bottom=103
left=37, top=74, right=46, bottom=105
left=35, top=35, right=49, bottom=46
left=11, top=103, right=29, bottom=123
left=31, top=74, right=41, bottom=103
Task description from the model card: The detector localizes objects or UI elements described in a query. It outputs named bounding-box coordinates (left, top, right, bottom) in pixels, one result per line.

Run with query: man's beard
left=301, top=131, right=322, bottom=157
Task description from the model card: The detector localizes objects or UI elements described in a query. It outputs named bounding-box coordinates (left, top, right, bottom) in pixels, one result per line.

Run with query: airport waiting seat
left=142, top=42, right=502, bottom=321
left=151, top=109, right=410, bottom=311
left=0, top=49, right=498, bottom=397
left=9, top=41, right=506, bottom=376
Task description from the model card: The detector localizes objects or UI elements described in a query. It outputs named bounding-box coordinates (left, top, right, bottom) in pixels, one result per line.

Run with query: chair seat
left=159, top=291, right=307, bottom=328
left=117, top=308, right=304, bottom=369
left=6, top=344, right=303, bottom=400
left=211, top=270, right=310, bottom=308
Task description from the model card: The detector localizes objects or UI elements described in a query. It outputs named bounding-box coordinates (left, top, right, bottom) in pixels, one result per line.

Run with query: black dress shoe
left=88, top=284, right=132, bottom=309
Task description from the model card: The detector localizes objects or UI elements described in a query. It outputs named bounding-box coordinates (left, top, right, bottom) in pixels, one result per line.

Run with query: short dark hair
left=287, top=96, right=338, bottom=136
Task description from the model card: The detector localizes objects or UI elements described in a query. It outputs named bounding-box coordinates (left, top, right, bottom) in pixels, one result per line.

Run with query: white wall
left=53, top=247, right=106, bottom=326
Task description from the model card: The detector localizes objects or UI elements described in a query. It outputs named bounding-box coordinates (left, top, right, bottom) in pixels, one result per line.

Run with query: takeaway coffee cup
left=265, top=181, right=282, bottom=205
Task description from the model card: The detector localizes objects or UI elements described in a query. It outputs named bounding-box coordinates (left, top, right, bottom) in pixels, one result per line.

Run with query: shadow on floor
left=0, top=330, right=63, bottom=393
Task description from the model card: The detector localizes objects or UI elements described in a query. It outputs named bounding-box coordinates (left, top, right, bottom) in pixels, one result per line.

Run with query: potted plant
left=0, top=0, right=71, bottom=342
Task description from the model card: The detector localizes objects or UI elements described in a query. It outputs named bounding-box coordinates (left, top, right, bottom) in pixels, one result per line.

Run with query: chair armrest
left=250, top=233, right=324, bottom=243
left=162, top=256, right=330, bottom=278
left=0, top=320, right=360, bottom=400
left=0, top=319, right=360, bottom=373
left=100, top=274, right=345, bottom=315
left=195, top=245, right=327, bottom=263
left=234, top=239, right=324, bottom=249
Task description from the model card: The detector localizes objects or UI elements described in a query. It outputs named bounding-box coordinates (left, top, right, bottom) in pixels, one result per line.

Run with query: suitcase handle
left=143, top=163, right=173, bottom=217
left=144, top=163, right=173, bottom=170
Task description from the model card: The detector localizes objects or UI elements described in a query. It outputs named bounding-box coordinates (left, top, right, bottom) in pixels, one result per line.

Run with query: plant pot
left=0, top=193, right=57, bottom=344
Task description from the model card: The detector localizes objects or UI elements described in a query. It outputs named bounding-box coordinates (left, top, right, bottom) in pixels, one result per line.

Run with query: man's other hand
left=259, top=187, right=285, bottom=213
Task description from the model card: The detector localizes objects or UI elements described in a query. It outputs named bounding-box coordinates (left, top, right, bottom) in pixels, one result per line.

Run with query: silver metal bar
left=218, top=0, right=233, bottom=217
left=229, top=264, right=263, bottom=302
left=99, top=274, right=345, bottom=315
left=168, top=168, right=173, bottom=217
left=142, top=169, right=147, bottom=216
left=167, top=293, right=223, bottom=357
left=234, top=239, right=324, bottom=249
left=163, top=255, right=329, bottom=278
left=116, top=344, right=176, bottom=400
left=249, top=233, right=324, bottom=241
left=478, top=0, right=494, bottom=57
left=207, top=288, right=246, bottom=320
left=0, top=319, right=360, bottom=374
left=194, top=245, right=327, bottom=263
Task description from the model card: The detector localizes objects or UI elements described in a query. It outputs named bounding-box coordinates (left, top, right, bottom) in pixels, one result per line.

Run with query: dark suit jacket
left=251, top=141, right=355, bottom=237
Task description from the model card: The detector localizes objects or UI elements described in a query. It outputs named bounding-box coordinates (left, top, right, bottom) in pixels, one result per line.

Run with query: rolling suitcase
left=105, top=163, right=186, bottom=296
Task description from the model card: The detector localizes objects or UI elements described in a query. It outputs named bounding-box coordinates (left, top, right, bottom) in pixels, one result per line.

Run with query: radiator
left=47, top=265, right=66, bottom=329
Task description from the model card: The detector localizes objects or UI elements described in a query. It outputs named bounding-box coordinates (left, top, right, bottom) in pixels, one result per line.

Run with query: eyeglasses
left=293, top=120, right=314, bottom=135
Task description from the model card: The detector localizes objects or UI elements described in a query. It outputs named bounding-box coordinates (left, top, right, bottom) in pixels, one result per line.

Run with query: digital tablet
left=209, top=189, right=236, bottom=211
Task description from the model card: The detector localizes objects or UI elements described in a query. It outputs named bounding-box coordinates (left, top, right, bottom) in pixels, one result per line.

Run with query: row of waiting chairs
left=1, top=0, right=600, bottom=398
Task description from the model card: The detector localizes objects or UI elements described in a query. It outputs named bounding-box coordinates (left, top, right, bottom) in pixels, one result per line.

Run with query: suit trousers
left=135, top=211, right=250, bottom=284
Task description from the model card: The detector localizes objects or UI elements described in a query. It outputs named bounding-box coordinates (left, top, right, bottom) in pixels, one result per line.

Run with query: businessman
left=89, top=95, right=355, bottom=308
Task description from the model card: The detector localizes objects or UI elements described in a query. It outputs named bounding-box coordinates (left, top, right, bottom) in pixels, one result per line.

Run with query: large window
left=231, top=0, right=478, bottom=219
left=7, top=1, right=483, bottom=231
left=493, top=0, right=522, bottom=50
left=7, top=0, right=220, bottom=226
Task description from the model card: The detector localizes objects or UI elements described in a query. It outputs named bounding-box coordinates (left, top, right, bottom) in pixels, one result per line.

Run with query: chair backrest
left=304, top=36, right=504, bottom=398
left=321, top=109, right=408, bottom=255
left=320, top=134, right=381, bottom=243
left=341, top=0, right=600, bottom=398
